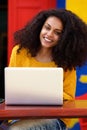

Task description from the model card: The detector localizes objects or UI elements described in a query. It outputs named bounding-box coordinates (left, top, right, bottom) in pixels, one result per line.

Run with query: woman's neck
left=35, top=47, right=52, bottom=62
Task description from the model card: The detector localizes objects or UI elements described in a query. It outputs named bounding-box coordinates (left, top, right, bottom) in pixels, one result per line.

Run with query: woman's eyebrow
left=45, top=23, right=62, bottom=32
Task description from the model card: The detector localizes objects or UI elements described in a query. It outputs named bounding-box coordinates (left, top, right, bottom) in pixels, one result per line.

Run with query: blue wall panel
left=56, top=0, right=65, bottom=8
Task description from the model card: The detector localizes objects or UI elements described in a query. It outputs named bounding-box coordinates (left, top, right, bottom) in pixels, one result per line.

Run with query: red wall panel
left=8, top=0, right=56, bottom=63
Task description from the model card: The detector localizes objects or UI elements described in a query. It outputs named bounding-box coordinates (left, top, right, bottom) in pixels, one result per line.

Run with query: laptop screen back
left=5, top=67, right=63, bottom=105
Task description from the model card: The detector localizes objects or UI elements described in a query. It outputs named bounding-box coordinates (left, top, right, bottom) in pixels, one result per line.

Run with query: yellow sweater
left=9, top=45, right=76, bottom=127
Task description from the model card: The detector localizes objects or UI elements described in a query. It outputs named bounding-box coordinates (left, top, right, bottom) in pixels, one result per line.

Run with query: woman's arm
left=63, top=69, right=76, bottom=101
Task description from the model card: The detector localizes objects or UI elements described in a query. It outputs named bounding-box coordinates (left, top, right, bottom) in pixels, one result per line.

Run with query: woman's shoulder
left=12, top=44, right=27, bottom=53
left=12, top=45, right=30, bottom=56
left=12, top=45, right=20, bottom=52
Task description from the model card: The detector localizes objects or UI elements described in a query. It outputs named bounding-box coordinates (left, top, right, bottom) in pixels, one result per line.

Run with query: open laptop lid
left=5, top=67, right=63, bottom=105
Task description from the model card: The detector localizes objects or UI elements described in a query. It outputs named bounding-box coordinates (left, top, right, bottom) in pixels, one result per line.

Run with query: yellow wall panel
left=66, top=0, right=87, bottom=23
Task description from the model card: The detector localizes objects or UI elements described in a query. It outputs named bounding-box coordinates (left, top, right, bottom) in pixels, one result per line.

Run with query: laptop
left=4, top=67, right=63, bottom=105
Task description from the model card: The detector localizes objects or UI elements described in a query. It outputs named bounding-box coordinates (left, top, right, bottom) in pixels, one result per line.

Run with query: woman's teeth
left=44, top=37, right=52, bottom=42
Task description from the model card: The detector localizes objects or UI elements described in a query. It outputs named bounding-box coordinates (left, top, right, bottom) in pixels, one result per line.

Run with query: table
left=0, top=100, right=87, bottom=120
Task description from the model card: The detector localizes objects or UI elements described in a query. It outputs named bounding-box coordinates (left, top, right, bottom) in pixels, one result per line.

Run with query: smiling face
left=40, top=16, right=63, bottom=49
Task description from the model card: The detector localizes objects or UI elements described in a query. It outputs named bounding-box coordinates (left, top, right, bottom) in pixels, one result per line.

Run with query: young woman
left=1, top=8, right=87, bottom=130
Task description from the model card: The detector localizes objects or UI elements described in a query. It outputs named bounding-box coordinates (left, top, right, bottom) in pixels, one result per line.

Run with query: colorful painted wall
left=57, top=0, right=87, bottom=130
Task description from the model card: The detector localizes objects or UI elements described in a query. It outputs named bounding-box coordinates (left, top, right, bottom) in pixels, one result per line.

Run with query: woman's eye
left=55, top=31, right=62, bottom=35
left=44, top=25, right=50, bottom=30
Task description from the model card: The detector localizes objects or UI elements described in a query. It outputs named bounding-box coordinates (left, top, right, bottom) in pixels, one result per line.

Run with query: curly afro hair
left=14, top=8, right=87, bottom=70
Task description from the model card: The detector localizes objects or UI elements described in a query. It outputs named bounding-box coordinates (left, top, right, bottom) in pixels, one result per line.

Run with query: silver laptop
left=5, top=67, right=63, bottom=105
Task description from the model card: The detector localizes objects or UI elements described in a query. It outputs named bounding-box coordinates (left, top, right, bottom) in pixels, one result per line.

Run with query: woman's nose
left=47, top=30, right=53, bottom=37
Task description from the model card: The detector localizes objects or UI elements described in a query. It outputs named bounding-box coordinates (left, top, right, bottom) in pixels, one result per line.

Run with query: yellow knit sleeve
left=63, top=69, right=76, bottom=101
